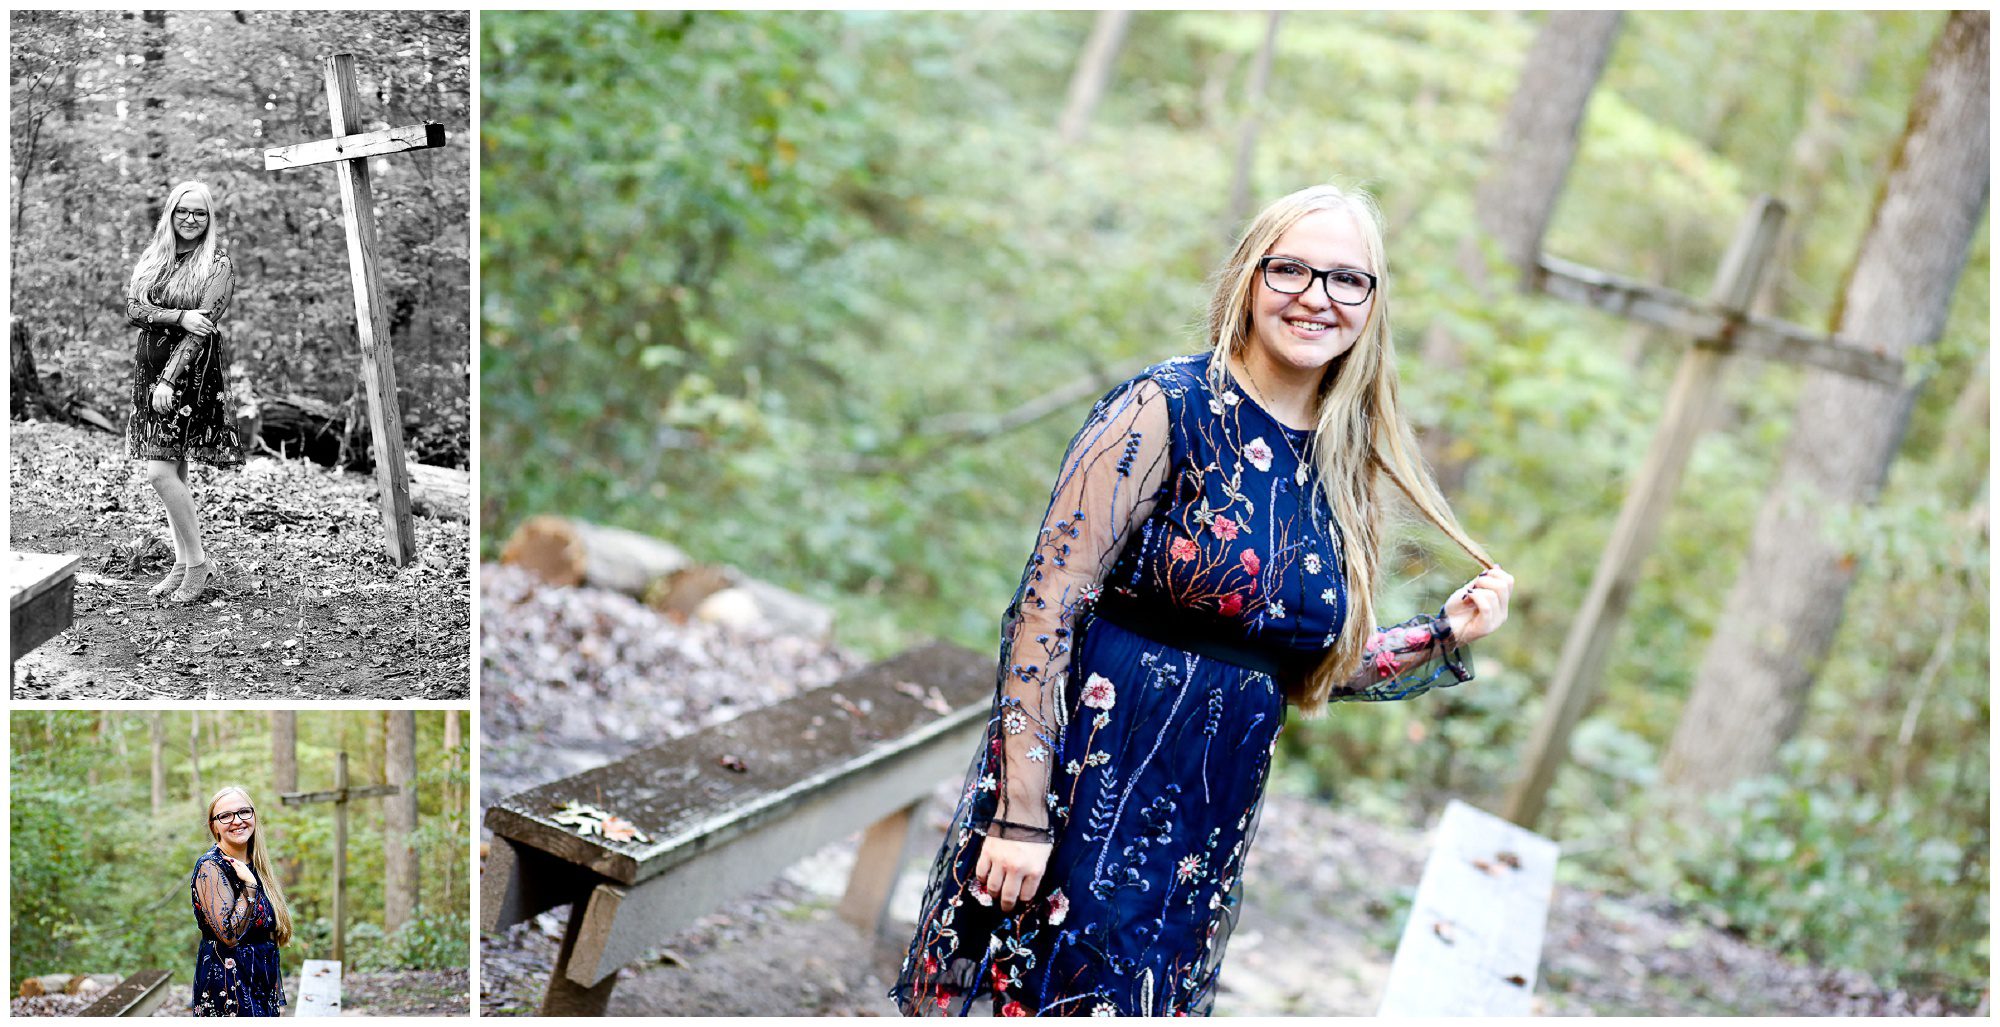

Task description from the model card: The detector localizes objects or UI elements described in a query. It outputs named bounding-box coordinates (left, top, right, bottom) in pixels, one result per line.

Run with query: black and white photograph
left=9, top=10, right=472, bottom=698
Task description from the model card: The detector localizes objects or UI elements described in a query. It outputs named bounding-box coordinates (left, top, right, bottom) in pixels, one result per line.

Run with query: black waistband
left=1091, top=590, right=1323, bottom=687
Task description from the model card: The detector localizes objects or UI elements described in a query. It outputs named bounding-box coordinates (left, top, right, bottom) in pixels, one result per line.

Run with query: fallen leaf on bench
left=1503, top=974, right=1528, bottom=987
left=830, top=693, right=867, bottom=719
left=549, top=800, right=653, bottom=844
left=1432, top=920, right=1456, bottom=945
left=718, top=754, right=748, bottom=773
left=1496, top=850, right=1522, bottom=870
left=601, top=815, right=643, bottom=842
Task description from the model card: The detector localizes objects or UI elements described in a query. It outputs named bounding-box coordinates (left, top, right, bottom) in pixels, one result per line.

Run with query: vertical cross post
left=323, top=52, right=415, bottom=566
left=333, top=750, right=349, bottom=964
left=1503, top=197, right=1788, bottom=829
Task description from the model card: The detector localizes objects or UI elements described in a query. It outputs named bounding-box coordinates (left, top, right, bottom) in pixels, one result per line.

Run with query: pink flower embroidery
left=1239, top=549, right=1261, bottom=577
left=1002, top=1002, right=1029, bottom=1017
left=1405, top=628, right=1432, bottom=648
left=1373, top=649, right=1402, bottom=675
left=223, top=958, right=236, bottom=970
left=1176, top=853, right=1204, bottom=883
left=1170, top=537, right=1198, bottom=562
left=1218, top=594, right=1244, bottom=617
left=1082, top=674, right=1117, bottom=710
left=1244, top=437, right=1274, bottom=472
left=1210, top=516, right=1240, bottom=542
left=1048, top=888, right=1070, bottom=926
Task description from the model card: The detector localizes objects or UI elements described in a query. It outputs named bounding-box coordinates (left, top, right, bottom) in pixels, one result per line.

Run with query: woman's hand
left=226, top=858, right=258, bottom=890
left=150, top=382, right=176, bottom=414
left=180, top=309, right=215, bottom=336
left=1446, top=567, right=1514, bottom=645
left=976, top=836, right=1052, bottom=913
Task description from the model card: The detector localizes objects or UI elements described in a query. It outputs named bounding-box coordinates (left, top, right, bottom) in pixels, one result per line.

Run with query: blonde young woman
left=126, top=180, right=240, bottom=606
left=191, top=786, right=292, bottom=1016
left=893, top=184, right=1516, bottom=1016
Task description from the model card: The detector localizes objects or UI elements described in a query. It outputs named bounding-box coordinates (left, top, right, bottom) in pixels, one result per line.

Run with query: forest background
left=11, top=710, right=471, bottom=995
left=478, top=10, right=1988, bottom=1005
left=10, top=9, right=471, bottom=469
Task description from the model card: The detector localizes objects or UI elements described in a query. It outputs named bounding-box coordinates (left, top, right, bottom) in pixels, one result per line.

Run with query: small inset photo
left=10, top=710, right=472, bottom=1017
left=8, top=9, right=472, bottom=699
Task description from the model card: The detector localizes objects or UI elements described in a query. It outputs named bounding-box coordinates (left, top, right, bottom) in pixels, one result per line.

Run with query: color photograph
left=476, top=10, right=1987, bottom=1017
left=8, top=10, right=472, bottom=698
left=10, top=709, right=471, bottom=1016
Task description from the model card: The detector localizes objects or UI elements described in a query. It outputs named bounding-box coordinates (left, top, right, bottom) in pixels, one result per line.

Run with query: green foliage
left=10, top=10, right=471, bottom=466
left=478, top=10, right=1988, bottom=1002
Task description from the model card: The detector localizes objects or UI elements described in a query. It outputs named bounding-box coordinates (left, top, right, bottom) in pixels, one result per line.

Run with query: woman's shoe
left=167, top=559, right=225, bottom=606
left=148, top=565, right=188, bottom=603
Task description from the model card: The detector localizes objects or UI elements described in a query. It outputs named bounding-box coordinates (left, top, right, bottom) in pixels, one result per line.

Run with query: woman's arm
left=192, top=859, right=256, bottom=947
left=126, top=294, right=186, bottom=330
left=986, top=378, right=1173, bottom=842
left=158, top=257, right=235, bottom=387
left=1333, top=568, right=1514, bottom=702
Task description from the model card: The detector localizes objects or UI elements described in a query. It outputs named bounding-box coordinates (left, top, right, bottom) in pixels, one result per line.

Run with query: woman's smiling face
left=209, top=789, right=256, bottom=849
left=1247, top=209, right=1376, bottom=375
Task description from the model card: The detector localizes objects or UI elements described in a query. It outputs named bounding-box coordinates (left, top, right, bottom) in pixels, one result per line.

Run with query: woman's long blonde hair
left=128, top=181, right=221, bottom=307
left=206, top=786, right=294, bottom=946
left=1206, top=184, right=1493, bottom=713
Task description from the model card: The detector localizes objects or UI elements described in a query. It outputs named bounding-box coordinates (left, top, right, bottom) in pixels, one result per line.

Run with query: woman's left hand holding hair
left=226, top=857, right=258, bottom=890
left=1446, top=567, right=1513, bottom=645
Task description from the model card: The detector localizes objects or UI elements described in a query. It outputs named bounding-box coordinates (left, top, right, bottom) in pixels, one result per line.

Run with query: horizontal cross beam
left=281, top=784, right=400, bottom=806
left=1534, top=254, right=1903, bottom=386
left=264, top=122, right=445, bottom=172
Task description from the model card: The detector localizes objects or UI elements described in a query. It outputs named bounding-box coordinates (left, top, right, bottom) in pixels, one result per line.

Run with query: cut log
left=258, top=394, right=358, bottom=466
left=408, top=464, right=469, bottom=522
left=500, top=516, right=690, bottom=596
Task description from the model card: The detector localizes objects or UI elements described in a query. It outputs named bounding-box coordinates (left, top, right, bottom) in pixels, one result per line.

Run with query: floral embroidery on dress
left=893, top=354, right=1473, bottom=1017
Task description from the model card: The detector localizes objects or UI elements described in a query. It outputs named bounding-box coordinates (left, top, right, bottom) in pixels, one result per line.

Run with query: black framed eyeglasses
left=173, top=207, right=211, bottom=222
left=1258, top=256, right=1377, bottom=306
left=211, top=806, right=255, bottom=825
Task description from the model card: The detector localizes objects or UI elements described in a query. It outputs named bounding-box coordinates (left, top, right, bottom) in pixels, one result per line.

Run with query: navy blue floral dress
left=189, top=846, right=284, bottom=1017
left=893, top=353, right=1471, bottom=1016
left=128, top=250, right=242, bottom=467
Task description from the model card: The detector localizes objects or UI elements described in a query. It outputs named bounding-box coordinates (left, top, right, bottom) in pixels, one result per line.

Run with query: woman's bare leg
left=145, top=458, right=206, bottom=567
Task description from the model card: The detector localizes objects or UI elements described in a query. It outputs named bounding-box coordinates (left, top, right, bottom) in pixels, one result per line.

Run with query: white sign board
left=297, top=958, right=342, bottom=1017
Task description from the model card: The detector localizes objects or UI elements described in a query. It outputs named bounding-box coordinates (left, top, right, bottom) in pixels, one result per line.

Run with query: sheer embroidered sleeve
left=192, top=858, right=255, bottom=948
left=126, top=293, right=183, bottom=329
left=159, top=256, right=234, bottom=386
left=983, top=377, right=1174, bottom=843
left=1330, top=606, right=1474, bottom=703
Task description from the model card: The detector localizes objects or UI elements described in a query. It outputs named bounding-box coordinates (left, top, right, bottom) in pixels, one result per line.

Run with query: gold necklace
left=1233, top=358, right=1315, bottom=488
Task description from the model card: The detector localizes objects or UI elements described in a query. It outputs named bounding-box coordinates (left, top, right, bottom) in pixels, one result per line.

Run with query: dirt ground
left=477, top=571, right=1977, bottom=1017
left=10, top=968, right=470, bottom=1016
left=9, top=420, right=470, bottom=699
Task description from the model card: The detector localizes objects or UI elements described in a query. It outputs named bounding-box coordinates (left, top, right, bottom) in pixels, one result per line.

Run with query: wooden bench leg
left=837, top=799, right=920, bottom=938
left=541, top=899, right=619, bottom=1016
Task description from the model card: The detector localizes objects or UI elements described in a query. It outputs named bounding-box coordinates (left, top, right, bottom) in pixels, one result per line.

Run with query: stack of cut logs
left=499, top=516, right=832, bottom=638
left=18, top=974, right=120, bottom=998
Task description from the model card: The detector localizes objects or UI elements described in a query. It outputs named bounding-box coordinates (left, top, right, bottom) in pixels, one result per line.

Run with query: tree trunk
left=1473, top=11, right=1624, bottom=277
left=150, top=713, right=166, bottom=816
left=384, top=711, right=420, bottom=933
left=1662, top=11, right=1990, bottom=792
left=1421, top=11, right=1621, bottom=496
left=1225, top=13, right=1283, bottom=236
left=188, top=712, right=202, bottom=808
left=1057, top=12, right=1132, bottom=145
left=272, top=710, right=299, bottom=888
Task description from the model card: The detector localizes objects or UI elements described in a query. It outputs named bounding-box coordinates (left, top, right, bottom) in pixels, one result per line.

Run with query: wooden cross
left=1500, top=195, right=1904, bottom=829
left=263, top=52, right=447, bottom=567
left=280, top=750, right=400, bottom=964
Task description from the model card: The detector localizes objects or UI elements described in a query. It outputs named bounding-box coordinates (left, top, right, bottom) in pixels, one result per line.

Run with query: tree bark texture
left=1662, top=10, right=1990, bottom=792
left=1473, top=11, right=1623, bottom=276
left=149, top=712, right=166, bottom=816
left=1057, top=12, right=1132, bottom=145
left=384, top=710, right=420, bottom=933
left=272, top=711, right=297, bottom=796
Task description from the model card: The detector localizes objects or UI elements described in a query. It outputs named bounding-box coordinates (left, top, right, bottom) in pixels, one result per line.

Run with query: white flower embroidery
left=1081, top=674, right=1116, bottom=710
left=1268, top=600, right=1286, bottom=619
left=1303, top=552, right=1322, bottom=574
left=977, top=774, right=997, bottom=792
left=1243, top=437, right=1274, bottom=472
left=1321, top=587, right=1337, bottom=605
left=1025, top=745, right=1048, bottom=763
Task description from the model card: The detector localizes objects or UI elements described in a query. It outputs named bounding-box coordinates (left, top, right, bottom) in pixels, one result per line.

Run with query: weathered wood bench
left=483, top=641, right=991, bottom=1015
left=75, top=969, right=173, bottom=1017
left=9, top=550, right=81, bottom=684
left=297, top=958, right=342, bottom=1016
left=1377, top=799, right=1561, bottom=1016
